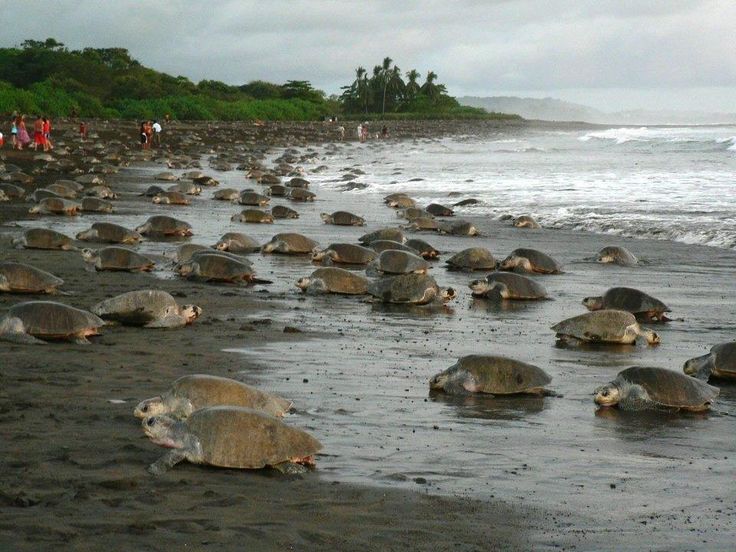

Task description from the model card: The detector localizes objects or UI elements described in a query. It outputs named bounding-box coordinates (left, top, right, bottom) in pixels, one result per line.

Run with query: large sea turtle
left=430, top=355, right=553, bottom=396
left=135, top=215, right=193, bottom=237
left=12, top=228, right=75, bottom=250
left=583, top=287, right=671, bottom=322
left=369, top=240, right=420, bottom=256
left=0, top=262, right=64, bottom=294
left=214, top=233, right=260, bottom=253
left=134, top=374, right=292, bottom=419
left=296, top=267, right=369, bottom=295
left=261, top=233, right=319, bottom=255
left=287, top=188, right=316, bottom=201
left=513, top=215, right=541, bottom=229
left=230, top=209, right=274, bottom=224
left=312, top=243, right=376, bottom=265
left=446, top=247, right=496, bottom=271
left=597, top=246, right=638, bottom=266
left=238, top=191, right=270, bottom=206
left=271, top=205, right=299, bottom=219
left=76, top=222, right=141, bottom=244
left=438, top=220, right=478, bottom=236
left=405, top=238, right=440, bottom=259
left=29, top=197, right=81, bottom=216
left=213, top=188, right=240, bottom=201
left=172, top=243, right=211, bottom=263
left=368, top=273, right=455, bottom=305
left=367, top=250, right=430, bottom=275
left=81, top=197, right=114, bottom=213
left=426, top=203, right=454, bottom=217
left=152, top=191, right=190, bottom=205
left=321, top=211, right=365, bottom=226
left=500, top=248, right=562, bottom=274
left=683, top=342, right=736, bottom=381
left=359, top=228, right=405, bottom=245
left=470, top=272, right=548, bottom=300
left=177, top=252, right=259, bottom=283
left=594, top=366, right=719, bottom=412
left=551, top=310, right=659, bottom=345
left=142, top=406, right=322, bottom=474
left=92, top=290, right=201, bottom=328
left=82, top=247, right=155, bottom=272
left=0, top=301, right=104, bottom=344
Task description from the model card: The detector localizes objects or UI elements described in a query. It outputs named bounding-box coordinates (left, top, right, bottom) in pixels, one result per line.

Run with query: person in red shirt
left=42, top=117, right=53, bottom=151
left=33, top=116, right=44, bottom=151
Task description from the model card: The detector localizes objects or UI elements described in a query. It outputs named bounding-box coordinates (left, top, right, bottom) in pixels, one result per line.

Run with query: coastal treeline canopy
left=0, top=39, right=512, bottom=121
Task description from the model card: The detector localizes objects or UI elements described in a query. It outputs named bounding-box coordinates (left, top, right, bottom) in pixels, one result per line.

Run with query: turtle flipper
left=144, top=315, right=187, bottom=329
left=0, top=332, right=47, bottom=345
left=148, top=450, right=187, bottom=475
left=272, top=461, right=308, bottom=475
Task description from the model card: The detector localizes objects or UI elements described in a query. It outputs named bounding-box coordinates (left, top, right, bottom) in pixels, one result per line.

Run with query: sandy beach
left=1, top=119, right=734, bottom=551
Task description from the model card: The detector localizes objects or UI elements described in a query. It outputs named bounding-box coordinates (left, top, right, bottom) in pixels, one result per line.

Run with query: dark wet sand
left=1, top=120, right=735, bottom=551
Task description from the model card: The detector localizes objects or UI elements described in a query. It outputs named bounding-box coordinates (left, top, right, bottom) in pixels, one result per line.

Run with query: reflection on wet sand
left=429, top=390, right=548, bottom=421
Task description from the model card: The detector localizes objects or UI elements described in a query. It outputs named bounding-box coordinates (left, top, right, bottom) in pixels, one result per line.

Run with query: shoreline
left=1, top=120, right=735, bottom=550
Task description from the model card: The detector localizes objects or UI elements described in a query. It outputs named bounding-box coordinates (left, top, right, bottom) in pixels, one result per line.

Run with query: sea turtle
left=594, top=366, right=719, bottom=412
left=582, top=287, right=671, bottom=322
left=470, top=272, right=548, bottom=300
left=296, top=267, right=369, bottom=295
left=359, top=228, right=405, bottom=245
left=438, top=220, right=478, bottom=236
left=271, top=205, right=299, bottom=219
left=135, top=215, right=193, bottom=237
left=312, top=243, right=376, bottom=265
left=141, top=185, right=167, bottom=197
left=31, top=189, right=62, bottom=202
left=12, top=228, right=75, bottom=250
left=213, top=188, right=240, bottom=201
left=368, top=273, right=456, bottom=305
left=426, top=203, right=454, bottom=217
left=155, top=171, right=178, bottom=181
left=0, top=301, right=104, bottom=344
left=153, top=191, right=191, bottom=205
left=172, top=243, right=211, bottom=263
left=92, top=290, right=201, bottom=328
left=683, top=342, right=736, bottom=381
left=405, top=238, right=440, bottom=259
left=429, top=355, right=553, bottom=396
left=453, top=198, right=481, bottom=207
left=405, top=217, right=441, bottom=232
left=261, top=233, right=319, bottom=255
left=177, top=252, right=258, bottom=283
left=85, top=185, right=118, bottom=200
left=551, top=310, right=659, bottom=345
left=266, top=185, right=288, bottom=197
left=238, top=191, right=270, bottom=206
left=499, top=248, right=562, bottom=274
left=0, top=183, right=25, bottom=200
left=513, top=215, right=541, bottom=229
left=258, top=173, right=281, bottom=185
left=597, top=246, right=638, bottom=267
left=446, top=248, right=496, bottom=271
left=75, top=174, right=105, bottom=186
left=193, top=175, right=219, bottom=187
left=287, top=177, right=309, bottom=188
left=368, top=250, right=430, bottom=275
left=399, top=207, right=433, bottom=221
left=29, top=197, right=81, bottom=216
left=76, top=222, right=142, bottom=244
left=214, top=232, right=260, bottom=253
left=82, top=247, right=156, bottom=272
left=134, top=374, right=292, bottom=420
left=168, top=182, right=201, bottom=195
left=142, top=406, right=322, bottom=474
left=46, top=183, right=78, bottom=198
left=287, top=188, right=316, bottom=201
left=0, top=262, right=64, bottom=294
left=369, top=240, right=420, bottom=256
left=386, top=195, right=416, bottom=209
left=321, top=211, right=365, bottom=226
left=230, top=209, right=274, bottom=223
left=81, top=197, right=114, bottom=213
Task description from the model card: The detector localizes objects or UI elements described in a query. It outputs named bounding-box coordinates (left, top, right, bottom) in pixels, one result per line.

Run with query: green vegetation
left=0, top=39, right=518, bottom=121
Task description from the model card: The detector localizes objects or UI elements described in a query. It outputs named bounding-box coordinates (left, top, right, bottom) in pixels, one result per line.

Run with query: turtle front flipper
left=144, top=315, right=187, bottom=329
left=148, top=450, right=187, bottom=475
left=271, top=461, right=308, bottom=475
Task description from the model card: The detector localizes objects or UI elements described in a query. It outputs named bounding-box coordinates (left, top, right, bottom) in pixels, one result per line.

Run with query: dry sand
left=1, top=120, right=734, bottom=551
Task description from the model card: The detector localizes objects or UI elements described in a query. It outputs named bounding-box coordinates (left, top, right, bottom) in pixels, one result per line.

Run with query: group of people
left=139, top=120, right=162, bottom=149
left=356, top=122, right=389, bottom=142
left=5, top=115, right=53, bottom=151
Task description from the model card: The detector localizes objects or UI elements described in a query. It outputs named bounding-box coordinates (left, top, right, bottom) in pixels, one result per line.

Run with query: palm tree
left=405, top=69, right=420, bottom=101
left=420, top=71, right=441, bottom=102
left=380, top=57, right=394, bottom=116
left=384, top=66, right=405, bottom=112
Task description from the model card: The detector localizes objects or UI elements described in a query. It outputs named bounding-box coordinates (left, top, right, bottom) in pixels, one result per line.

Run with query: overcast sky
left=1, top=0, right=735, bottom=112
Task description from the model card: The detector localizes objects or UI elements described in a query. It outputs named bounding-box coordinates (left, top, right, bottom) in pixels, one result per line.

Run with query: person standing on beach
left=42, top=117, right=53, bottom=151
left=79, top=121, right=88, bottom=141
left=144, top=121, right=153, bottom=149
left=361, top=122, right=369, bottom=142
left=32, top=116, right=44, bottom=151
left=10, top=117, right=18, bottom=149
left=139, top=121, right=148, bottom=150
left=17, top=116, right=31, bottom=149
left=357, top=122, right=363, bottom=141
left=152, top=120, right=162, bottom=147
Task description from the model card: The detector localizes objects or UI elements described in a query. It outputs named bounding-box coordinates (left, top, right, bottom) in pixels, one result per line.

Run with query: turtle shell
left=137, top=215, right=192, bottom=236
left=439, top=220, right=477, bottom=236
left=600, top=287, right=669, bottom=316
left=288, top=188, right=315, bottom=201
left=81, top=197, right=114, bottom=213
left=271, top=205, right=299, bottom=219
left=480, top=272, right=548, bottom=300
left=38, top=197, right=80, bottom=215
left=262, top=233, right=318, bottom=254
left=369, top=240, right=420, bottom=256
left=317, top=243, right=376, bottom=264
left=709, top=342, right=736, bottom=378
left=436, top=355, right=551, bottom=394
left=368, top=273, right=440, bottom=304
left=426, top=203, right=454, bottom=217
left=238, top=192, right=270, bottom=206
left=92, top=290, right=178, bottom=325
left=97, top=247, right=155, bottom=271
left=78, top=222, right=141, bottom=244
left=405, top=239, right=439, bottom=259
left=21, top=228, right=74, bottom=250
left=551, top=310, right=638, bottom=343
left=0, top=262, right=63, bottom=293
left=359, top=228, right=405, bottom=245
left=8, top=301, right=104, bottom=339
left=169, top=375, right=292, bottom=418
left=235, top=209, right=273, bottom=223
left=372, top=250, right=429, bottom=274
left=215, top=233, right=260, bottom=253
left=307, top=267, right=369, bottom=295
left=175, top=244, right=211, bottom=262
left=185, top=406, right=321, bottom=468
left=598, top=246, right=638, bottom=266
left=185, top=253, right=254, bottom=281
left=616, top=366, right=719, bottom=409
left=325, top=211, right=364, bottom=226
left=501, top=248, right=562, bottom=274
left=446, top=248, right=496, bottom=271
left=213, top=188, right=239, bottom=200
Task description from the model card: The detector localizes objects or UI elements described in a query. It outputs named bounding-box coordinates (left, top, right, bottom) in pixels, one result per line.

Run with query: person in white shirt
left=152, top=120, right=162, bottom=146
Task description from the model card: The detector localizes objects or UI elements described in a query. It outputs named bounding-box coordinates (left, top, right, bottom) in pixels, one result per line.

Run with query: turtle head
left=311, top=249, right=328, bottom=263
left=498, top=255, right=518, bottom=271
left=582, top=296, right=604, bottom=311
left=319, top=213, right=331, bottom=224
left=429, top=370, right=449, bottom=390
left=134, top=223, right=148, bottom=234
left=641, top=328, right=660, bottom=345
left=593, top=383, right=621, bottom=407
left=440, top=287, right=457, bottom=303
left=596, top=249, right=615, bottom=263
left=152, top=195, right=164, bottom=204
left=683, top=353, right=714, bottom=381
left=295, top=277, right=311, bottom=291
left=180, top=304, right=202, bottom=323
left=0, top=274, right=10, bottom=292
left=11, top=236, right=24, bottom=248
left=80, top=248, right=98, bottom=263
left=214, top=240, right=230, bottom=251
left=142, top=415, right=186, bottom=449
left=76, top=229, right=92, bottom=240
left=261, top=241, right=277, bottom=253
left=230, top=213, right=243, bottom=222
left=469, top=279, right=490, bottom=296
left=176, top=261, right=197, bottom=277
left=28, top=205, right=41, bottom=214
left=134, top=396, right=166, bottom=418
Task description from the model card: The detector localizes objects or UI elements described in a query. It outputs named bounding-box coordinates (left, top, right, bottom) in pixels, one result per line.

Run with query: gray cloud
left=1, top=0, right=734, bottom=111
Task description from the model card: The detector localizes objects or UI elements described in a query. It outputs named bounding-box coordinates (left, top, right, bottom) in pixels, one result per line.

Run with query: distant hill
left=460, top=96, right=736, bottom=125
